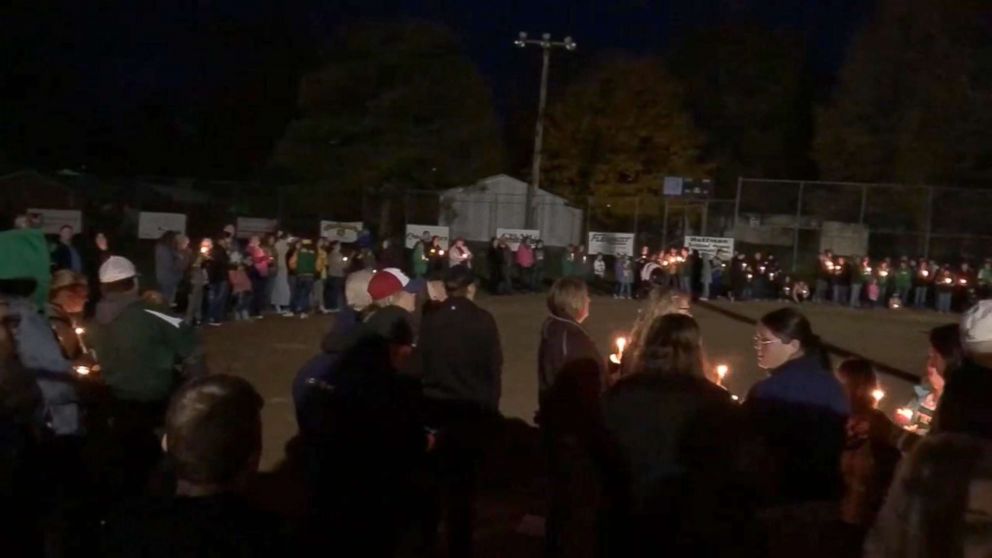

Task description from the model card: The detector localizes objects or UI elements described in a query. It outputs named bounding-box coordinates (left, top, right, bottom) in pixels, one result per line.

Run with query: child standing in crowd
left=290, top=238, right=317, bottom=318
left=229, top=261, right=253, bottom=321
left=614, top=254, right=634, bottom=299
left=593, top=253, right=606, bottom=280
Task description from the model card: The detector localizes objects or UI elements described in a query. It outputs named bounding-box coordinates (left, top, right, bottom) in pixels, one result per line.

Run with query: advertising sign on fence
left=27, top=209, right=83, bottom=235
left=495, top=228, right=540, bottom=251
left=588, top=232, right=635, bottom=256
left=319, top=221, right=363, bottom=243
left=138, top=212, right=187, bottom=239
left=236, top=217, right=278, bottom=239
left=405, top=225, right=450, bottom=249
left=684, top=235, right=735, bottom=261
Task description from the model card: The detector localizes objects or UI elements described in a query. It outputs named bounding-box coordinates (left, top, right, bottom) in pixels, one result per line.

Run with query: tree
left=815, top=0, right=992, bottom=185
left=670, top=25, right=811, bottom=187
left=542, top=55, right=707, bottom=227
left=273, top=20, right=504, bottom=229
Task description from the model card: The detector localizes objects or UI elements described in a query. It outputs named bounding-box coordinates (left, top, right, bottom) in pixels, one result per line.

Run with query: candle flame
left=616, top=337, right=627, bottom=354
left=872, top=389, right=885, bottom=402
left=74, top=365, right=90, bottom=376
left=609, top=353, right=621, bottom=365
left=74, top=327, right=84, bottom=335
left=731, top=394, right=740, bottom=401
left=896, top=408, right=914, bottom=420
left=716, top=364, right=729, bottom=379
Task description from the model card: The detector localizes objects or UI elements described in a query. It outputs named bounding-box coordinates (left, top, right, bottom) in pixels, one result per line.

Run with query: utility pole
left=514, top=32, right=576, bottom=229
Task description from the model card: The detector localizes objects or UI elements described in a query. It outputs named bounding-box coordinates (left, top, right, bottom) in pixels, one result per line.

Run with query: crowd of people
left=4, top=212, right=992, bottom=557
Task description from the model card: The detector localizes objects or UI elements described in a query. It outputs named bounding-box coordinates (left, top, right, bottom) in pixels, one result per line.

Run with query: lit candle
left=731, top=394, right=740, bottom=402
left=74, top=327, right=84, bottom=336
left=880, top=270, right=889, bottom=277
left=922, top=270, right=929, bottom=277
left=896, top=408, right=914, bottom=421
left=609, top=354, right=621, bottom=365
left=872, top=388, right=885, bottom=403
left=716, top=364, right=729, bottom=381
left=342, top=256, right=349, bottom=262
left=439, top=250, right=445, bottom=256
left=74, top=365, right=90, bottom=376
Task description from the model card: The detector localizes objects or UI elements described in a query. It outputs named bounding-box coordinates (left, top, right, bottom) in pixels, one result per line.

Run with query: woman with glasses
left=745, top=307, right=849, bottom=558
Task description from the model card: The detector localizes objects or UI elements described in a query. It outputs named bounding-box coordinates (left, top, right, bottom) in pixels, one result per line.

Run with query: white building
left=439, top=174, right=583, bottom=247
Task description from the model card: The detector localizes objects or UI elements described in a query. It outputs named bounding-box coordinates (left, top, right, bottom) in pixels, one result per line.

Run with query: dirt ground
left=201, top=294, right=956, bottom=556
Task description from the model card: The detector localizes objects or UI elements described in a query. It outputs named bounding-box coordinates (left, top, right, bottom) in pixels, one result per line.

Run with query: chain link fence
left=736, top=178, right=992, bottom=274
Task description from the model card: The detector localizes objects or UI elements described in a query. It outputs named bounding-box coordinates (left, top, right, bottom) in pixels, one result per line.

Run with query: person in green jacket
left=894, top=259, right=913, bottom=306
left=88, top=255, right=205, bottom=494
left=290, top=238, right=317, bottom=317
left=412, top=231, right=431, bottom=278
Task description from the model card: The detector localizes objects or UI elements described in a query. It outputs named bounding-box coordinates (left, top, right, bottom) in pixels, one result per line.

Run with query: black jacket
left=537, top=315, right=605, bottom=434
left=205, top=245, right=230, bottom=285
left=600, top=373, right=754, bottom=556
left=418, top=296, right=502, bottom=412
left=934, top=358, right=992, bottom=440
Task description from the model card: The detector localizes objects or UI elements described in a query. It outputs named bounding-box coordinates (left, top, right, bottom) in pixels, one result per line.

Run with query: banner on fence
left=236, top=217, right=278, bottom=239
left=405, top=225, right=450, bottom=249
left=138, top=212, right=187, bottom=239
left=27, top=209, right=83, bottom=235
left=319, top=221, right=363, bottom=243
left=684, top=235, right=735, bottom=261
left=495, top=228, right=540, bottom=251
left=588, top=232, right=635, bottom=256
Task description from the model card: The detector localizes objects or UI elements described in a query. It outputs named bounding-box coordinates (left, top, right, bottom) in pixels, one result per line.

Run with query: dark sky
left=0, top=0, right=874, bottom=178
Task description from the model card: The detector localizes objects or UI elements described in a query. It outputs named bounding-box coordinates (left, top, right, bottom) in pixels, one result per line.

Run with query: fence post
left=859, top=183, right=868, bottom=225
left=923, top=186, right=934, bottom=259
left=734, top=177, right=743, bottom=231
left=632, top=195, right=640, bottom=238
left=585, top=196, right=592, bottom=242
left=792, top=181, right=804, bottom=272
left=661, top=198, right=669, bottom=249
left=701, top=200, right=709, bottom=236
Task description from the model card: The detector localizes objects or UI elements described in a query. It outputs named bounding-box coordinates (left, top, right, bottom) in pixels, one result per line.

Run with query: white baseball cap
left=99, top=256, right=138, bottom=284
left=962, top=300, right=992, bottom=355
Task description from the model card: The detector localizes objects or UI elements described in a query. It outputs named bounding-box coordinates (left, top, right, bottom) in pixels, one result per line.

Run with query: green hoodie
left=0, top=228, right=52, bottom=310
left=89, top=293, right=200, bottom=402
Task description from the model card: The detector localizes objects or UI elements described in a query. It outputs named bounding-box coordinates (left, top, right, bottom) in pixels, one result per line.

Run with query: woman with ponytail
left=600, top=314, right=755, bottom=556
left=746, top=307, right=849, bottom=558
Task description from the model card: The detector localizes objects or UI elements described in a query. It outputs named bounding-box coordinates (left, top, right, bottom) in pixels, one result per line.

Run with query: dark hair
left=760, top=307, right=830, bottom=370
left=158, top=230, right=176, bottom=245
left=930, top=324, right=963, bottom=376
left=836, top=358, right=877, bottom=415
left=165, top=375, right=263, bottom=486
left=101, top=277, right=136, bottom=294
left=635, top=314, right=705, bottom=378
left=59, top=224, right=73, bottom=233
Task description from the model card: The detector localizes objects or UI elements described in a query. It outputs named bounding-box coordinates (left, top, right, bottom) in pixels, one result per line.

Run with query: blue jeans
left=937, top=291, right=953, bottom=313
left=325, top=276, right=344, bottom=310
left=679, top=276, right=692, bottom=295
left=207, top=281, right=230, bottom=324
left=833, top=285, right=849, bottom=305
left=850, top=284, right=863, bottom=308
left=914, top=286, right=928, bottom=309
left=702, top=281, right=711, bottom=300
left=233, top=291, right=252, bottom=319
left=292, top=275, right=314, bottom=314
left=616, top=281, right=632, bottom=298
left=897, top=285, right=911, bottom=305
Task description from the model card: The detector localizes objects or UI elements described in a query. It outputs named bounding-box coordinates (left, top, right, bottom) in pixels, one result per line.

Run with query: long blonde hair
left=625, top=286, right=690, bottom=374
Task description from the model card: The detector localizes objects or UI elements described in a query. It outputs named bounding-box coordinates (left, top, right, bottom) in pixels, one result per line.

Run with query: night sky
left=0, top=0, right=874, bottom=178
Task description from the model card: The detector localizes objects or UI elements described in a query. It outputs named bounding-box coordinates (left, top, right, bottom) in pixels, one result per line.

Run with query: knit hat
left=99, top=256, right=137, bottom=284
left=962, top=300, right=992, bottom=354
left=367, top=268, right=424, bottom=301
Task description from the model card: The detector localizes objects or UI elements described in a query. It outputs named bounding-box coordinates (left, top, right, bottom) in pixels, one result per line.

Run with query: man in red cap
left=366, top=267, right=424, bottom=313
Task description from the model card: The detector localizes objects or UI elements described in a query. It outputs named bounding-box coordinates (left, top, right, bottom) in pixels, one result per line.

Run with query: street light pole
left=515, top=32, right=576, bottom=229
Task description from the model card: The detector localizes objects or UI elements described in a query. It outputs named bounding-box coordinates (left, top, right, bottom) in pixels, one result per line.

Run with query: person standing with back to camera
left=537, top=277, right=607, bottom=557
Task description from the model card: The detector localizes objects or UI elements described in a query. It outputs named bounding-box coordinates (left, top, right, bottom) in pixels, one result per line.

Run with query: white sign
left=319, top=221, right=363, bottom=243
left=138, top=212, right=187, bottom=240
left=236, top=217, right=278, bottom=239
left=588, top=232, right=635, bottom=256
left=405, top=225, right=450, bottom=249
left=27, top=209, right=83, bottom=235
left=684, top=236, right=735, bottom=261
left=496, top=228, right=540, bottom=251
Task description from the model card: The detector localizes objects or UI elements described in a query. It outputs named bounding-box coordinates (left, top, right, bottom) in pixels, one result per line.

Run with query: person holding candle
left=913, top=259, right=932, bottom=309
left=834, top=359, right=901, bottom=555
left=746, top=308, right=848, bottom=557
left=599, top=313, right=754, bottom=556
left=935, top=265, right=955, bottom=313
left=893, top=324, right=961, bottom=439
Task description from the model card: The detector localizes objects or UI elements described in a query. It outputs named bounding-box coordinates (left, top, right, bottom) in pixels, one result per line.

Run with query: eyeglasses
left=753, top=335, right=779, bottom=348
